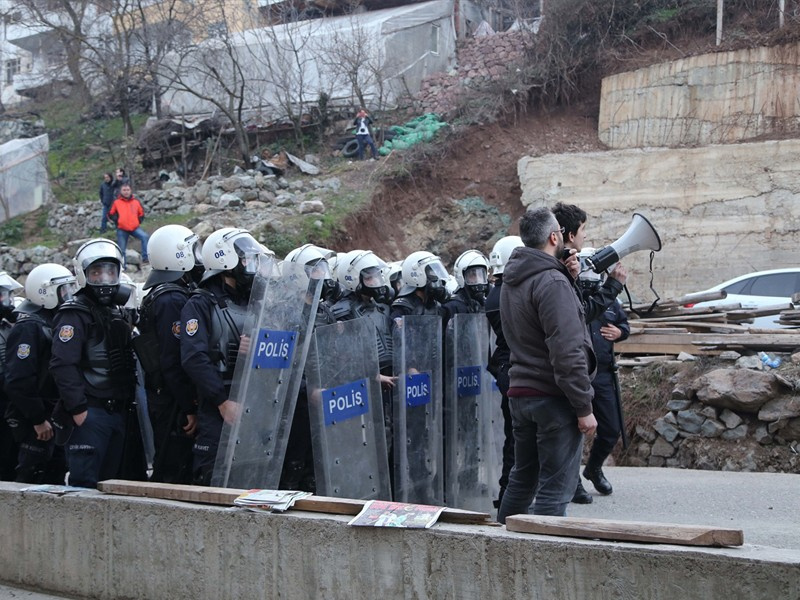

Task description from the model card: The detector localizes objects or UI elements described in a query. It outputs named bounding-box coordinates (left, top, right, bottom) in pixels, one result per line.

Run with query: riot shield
left=487, top=329, right=506, bottom=490
left=445, top=312, right=499, bottom=512
left=307, top=318, right=390, bottom=500
left=212, top=260, right=322, bottom=488
left=392, top=315, right=443, bottom=505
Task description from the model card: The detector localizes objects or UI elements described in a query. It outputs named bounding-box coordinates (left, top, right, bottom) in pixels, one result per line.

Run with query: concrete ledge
left=1, top=482, right=798, bottom=599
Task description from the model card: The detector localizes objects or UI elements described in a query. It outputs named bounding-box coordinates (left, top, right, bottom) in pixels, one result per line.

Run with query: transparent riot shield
left=212, top=260, right=322, bottom=488
left=488, top=329, right=506, bottom=493
left=307, top=318, right=390, bottom=500
left=445, top=312, right=499, bottom=512
left=392, top=315, right=443, bottom=505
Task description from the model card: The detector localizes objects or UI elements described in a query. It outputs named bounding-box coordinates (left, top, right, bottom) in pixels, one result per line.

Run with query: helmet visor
left=360, top=266, right=388, bottom=289
left=464, top=265, right=488, bottom=286
left=304, top=258, right=331, bottom=280
left=0, top=289, right=12, bottom=307
left=424, top=261, right=448, bottom=283
left=85, top=261, right=120, bottom=286
left=234, top=237, right=269, bottom=275
left=58, top=282, right=78, bottom=303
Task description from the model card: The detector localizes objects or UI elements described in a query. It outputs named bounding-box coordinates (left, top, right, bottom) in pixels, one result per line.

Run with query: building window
left=5, top=58, right=20, bottom=85
left=430, top=24, right=440, bottom=55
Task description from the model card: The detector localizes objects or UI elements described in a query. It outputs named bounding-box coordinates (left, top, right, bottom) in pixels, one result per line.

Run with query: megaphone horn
left=587, top=213, right=662, bottom=274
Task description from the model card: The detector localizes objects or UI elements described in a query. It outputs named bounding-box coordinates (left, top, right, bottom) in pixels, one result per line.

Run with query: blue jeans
left=497, top=395, right=583, bottom=523
left=100, top=203, right=111, bottom=232
left=66, top=406, right=126, bottom=488
left=116, top=227, right=150, bottom=266
left=356, top=134, right=378, bottom=160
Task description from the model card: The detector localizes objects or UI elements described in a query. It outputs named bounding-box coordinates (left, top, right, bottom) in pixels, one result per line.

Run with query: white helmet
left=489, top=235, right=523, bottom=275
left=24, top=264, right=77, bottom=310
left=72, top=239, right=126, bottom=305
left=285, top=244, right=338, bottom=301
left=201, top=228, right=272, bottom=285
left=399, top=250, right=449, bottom=301
left=144, top=224, right=202, bottom=289
left=453, top=249, right=489, bottom=288
left=445, top=274, right=459, bottom=296
left=337, top=249, right=389, bottom=294
left=387, top=261, right=403, bottom=291
left=0, top=271, right=23, bottom=313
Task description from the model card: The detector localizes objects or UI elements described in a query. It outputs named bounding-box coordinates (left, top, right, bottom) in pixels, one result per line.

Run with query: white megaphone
left=586, top=213, right=662, bottom=274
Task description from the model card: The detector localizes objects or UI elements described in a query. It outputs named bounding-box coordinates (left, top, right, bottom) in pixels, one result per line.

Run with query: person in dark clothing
left=0, top=272, right=24, bottom=481
left=136, top=225, right=204, bottom=484
left=441, top=249, right=490, bottom=326
left=353, top=109, right=378, bottom=161
left=99, top=172, right=116, bottom=233
left=4, top=264, right=77, bottom=483
left=497, top=208, right=597, bottom=523
left=49, top=239, right=140, bottom=488
left=390, top=251, right=450, bottom=324
left=552, top=202, right=628, bottom=504
left=111, top=167, right=130, bottom=199
left=486, top=235, right=523, bottom=509
left=180, top=228, right=270, bottom=485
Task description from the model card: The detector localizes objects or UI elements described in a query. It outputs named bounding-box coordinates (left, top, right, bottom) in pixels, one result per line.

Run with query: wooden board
left=505, top=515, right=743, bottom=547
left=97, top=480, right=493, bottom=525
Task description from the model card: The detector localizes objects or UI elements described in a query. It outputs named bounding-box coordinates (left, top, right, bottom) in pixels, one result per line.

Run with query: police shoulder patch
left=16, top=344, right=31, bottom=359
left=171, top=321, right=181, bottom=339
left=58, top=325, right=75, bottom=342
left=185, top=318, right=199, bottom=337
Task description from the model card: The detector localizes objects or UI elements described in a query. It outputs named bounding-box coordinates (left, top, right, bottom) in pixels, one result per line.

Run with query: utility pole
left=779, top=0, right=785, bottom=28
left=716, top=0, right=724, bottom=46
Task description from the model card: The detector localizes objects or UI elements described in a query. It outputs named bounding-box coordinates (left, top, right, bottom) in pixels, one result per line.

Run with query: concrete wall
left=1, top=483, right=799, bottom=600
left=599, top=43, right=800, bottom=149
left=517, top=139, right=800, bottom=301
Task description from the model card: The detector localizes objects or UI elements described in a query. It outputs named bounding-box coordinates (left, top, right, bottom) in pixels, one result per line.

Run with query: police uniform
left=3, top=301, right=66, bottom=483
left=50, top=293, right=137, bottom=488
left=485, top=278, right=514, bottom=507
left=390, top=292, right=444, bottom=322
left=137, top=282, right=196, bottom=483
left=180, top=277, right=248, bottom=485
left=0, top=316, right=20, bottom=480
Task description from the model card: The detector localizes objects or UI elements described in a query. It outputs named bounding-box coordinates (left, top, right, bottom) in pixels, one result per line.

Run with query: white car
left=687, top=268, right=800, bottom=328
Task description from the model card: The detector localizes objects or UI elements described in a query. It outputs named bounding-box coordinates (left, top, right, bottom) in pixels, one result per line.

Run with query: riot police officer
left=180, top=228, right=271, bottom=485
left=4, top=264, right=77, bottom=483
left=442, top=249, right=491, bottom=326
left=485, top=235, right=523, bottom=509
left=0, top=272, right=23, bottom=481
left=390, top=251, right=450, bottom=323
left=50, top=239, right=139, bottom=488
left=137, top=224, right=203, bottom=483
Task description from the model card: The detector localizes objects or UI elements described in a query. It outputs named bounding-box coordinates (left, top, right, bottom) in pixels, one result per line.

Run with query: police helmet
left=24, top=264, right=77, bottom=310
left=489, top=236, right=523, bottom=275
left=144, top=224, right=202, bottom=289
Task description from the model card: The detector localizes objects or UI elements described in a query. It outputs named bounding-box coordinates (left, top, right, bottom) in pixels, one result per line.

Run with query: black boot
left=571, top=480, right=593, bottom=504
left=583, top=464, right=613, bottom=495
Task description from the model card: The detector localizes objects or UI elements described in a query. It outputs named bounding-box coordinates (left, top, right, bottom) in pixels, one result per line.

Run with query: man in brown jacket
left=497, top=207, right=597, bottom=522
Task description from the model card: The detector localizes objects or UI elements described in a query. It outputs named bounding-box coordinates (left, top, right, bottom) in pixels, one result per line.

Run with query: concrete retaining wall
left=1, top=483, right=798, bottom=600
left=517, top=139, right=800, bottom=300
left=598, top=43, right=800, bottom=149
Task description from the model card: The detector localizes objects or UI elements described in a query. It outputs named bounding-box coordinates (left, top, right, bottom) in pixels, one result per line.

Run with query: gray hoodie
left=499, top=246, right=596, bottom=417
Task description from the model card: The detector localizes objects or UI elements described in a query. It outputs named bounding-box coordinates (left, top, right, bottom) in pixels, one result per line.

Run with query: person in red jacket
left=108, top=183, right=149, bottom=269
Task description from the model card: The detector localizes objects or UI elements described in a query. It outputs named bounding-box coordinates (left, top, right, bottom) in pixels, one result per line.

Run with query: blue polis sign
left=251, top=329, right=296, bottom=369
left=456, top=365, right=481, bottom=397
left=323, top=378, right=369, bottom=426
left=404, top=372, right=431, bottom=407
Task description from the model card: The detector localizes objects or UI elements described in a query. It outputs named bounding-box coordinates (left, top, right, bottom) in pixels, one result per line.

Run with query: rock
left=258, top=190, right=276, bottom=204
left=758, top=396, right=800, bottom=422
left=677, top=409, right=705, bottom=433
left=651, top=436, right=676, bottom=457
left=736, top=355, right=763, bottom=370
left=219, top=177, right=242, bottom=192
left=721, top=424, right=748, bottom=440
left=767, top=419, right=788, bottom=434
left=275, top=193, right=296, bottom=207
left=700, top=406, right=718, bottom=419
left=322, top=177, right=341, bottom=192
left=304, top=154, right=319, bottom=165
left=663, top=411, right=678, bottom=426
left=246, top=201, right=269, bottom=210
left=635, top=425, right=656, bottom=443
left=791, top=352, right=800, bottom=364
left=719, top=350, right=741, bottom=361
left=125, top=249, right=141, bottom=266
left=665, top=458, right=682, bottom=468
left=666, top=399, right=692, bottom=411
left=193, top=203, right=215, bottom=215
left=239, top=176, right=256, bottom=189
left=719, top=408, right=743, bottom=429
left=652, top=418, right=679, bottom=443
left=217, top=193, right=243, bottom=208
left=700, top=418, right=725, bottom=438
left=776, top=417, right=800, bottom=441
left=299, top=200, right=325, bottom=214
left=693, top=368, right=781, bottom=413
left=241, top=189, right=259, bottom=202
left=670, top=384, right=691, bottom=400
left=677, top=352, right=696, bottom=361
left=276, top=177, right=290, bottom=189
left=289, top=180, right=305, bottom=191
left=754, top=424, right=772, bottom=445
left=176, top=204, right=192, bottom=215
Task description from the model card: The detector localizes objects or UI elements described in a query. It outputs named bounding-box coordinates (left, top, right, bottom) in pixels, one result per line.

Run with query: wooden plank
left=97, top=480, right=493, bottom=525
left=505, top=515, right=743, bottom=547
left=617, top=343, right=716, bottom=355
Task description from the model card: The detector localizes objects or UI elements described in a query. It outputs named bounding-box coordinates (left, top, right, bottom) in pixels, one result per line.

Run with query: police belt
left=86, top=395, right=126, bottom=413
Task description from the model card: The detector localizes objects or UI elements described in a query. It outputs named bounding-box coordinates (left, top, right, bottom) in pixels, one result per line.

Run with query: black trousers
left=588, top=369, right=622, bottom=463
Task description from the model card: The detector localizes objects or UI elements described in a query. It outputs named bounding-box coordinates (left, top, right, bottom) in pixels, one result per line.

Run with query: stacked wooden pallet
left=617, top=290, right=800, bottom=357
